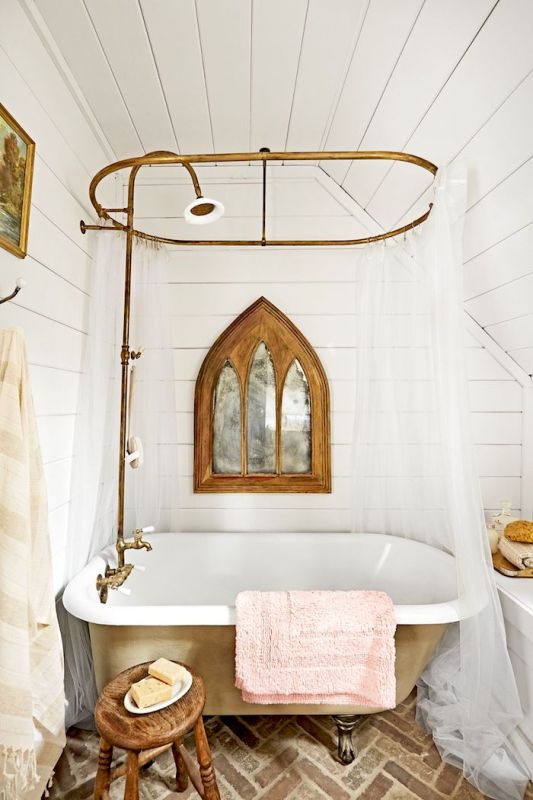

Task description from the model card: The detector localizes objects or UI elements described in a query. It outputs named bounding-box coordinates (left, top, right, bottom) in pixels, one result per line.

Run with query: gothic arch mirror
left=194, top=297, right=331, bottom=493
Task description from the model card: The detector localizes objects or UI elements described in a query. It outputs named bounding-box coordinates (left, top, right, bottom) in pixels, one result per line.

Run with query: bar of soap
left=148, top=658, right=188, bottom=686
left=130, top=676, right=172, bottom=709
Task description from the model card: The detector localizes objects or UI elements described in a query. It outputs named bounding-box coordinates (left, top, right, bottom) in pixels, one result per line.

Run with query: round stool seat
left=95, top=661, right=205, bottom=751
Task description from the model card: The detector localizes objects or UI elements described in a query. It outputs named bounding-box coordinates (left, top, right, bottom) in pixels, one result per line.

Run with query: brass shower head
left=184, top=195, right=225, bottom=225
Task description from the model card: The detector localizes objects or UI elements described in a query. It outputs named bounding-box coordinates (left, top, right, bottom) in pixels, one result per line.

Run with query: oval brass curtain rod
left=80, top=149, right=437, bottom=247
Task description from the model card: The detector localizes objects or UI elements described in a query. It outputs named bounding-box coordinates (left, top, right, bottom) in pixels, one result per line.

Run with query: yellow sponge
left=504, top=520, right=533, bottom=544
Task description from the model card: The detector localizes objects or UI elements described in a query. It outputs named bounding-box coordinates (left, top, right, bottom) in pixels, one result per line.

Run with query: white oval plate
left=124, top=670, right=193, bottom=715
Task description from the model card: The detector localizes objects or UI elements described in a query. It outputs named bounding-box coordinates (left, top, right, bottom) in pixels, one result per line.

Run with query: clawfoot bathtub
left=63, top=532, right=460, bottom=763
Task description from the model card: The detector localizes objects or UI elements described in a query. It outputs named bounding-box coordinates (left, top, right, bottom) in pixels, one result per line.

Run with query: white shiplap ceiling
left=34, top=0, right=533, bottom=374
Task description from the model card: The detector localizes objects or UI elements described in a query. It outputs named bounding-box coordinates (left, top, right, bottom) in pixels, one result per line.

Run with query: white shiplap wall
left=124, top=168, right=525, bottom=532
left=19, top=0, right=533, bottom=759
left=0, top=1, right=113, bottom=593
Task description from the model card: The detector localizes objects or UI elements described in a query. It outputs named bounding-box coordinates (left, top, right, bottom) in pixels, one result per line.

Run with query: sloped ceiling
left=34, top=0, right=533, bottom=375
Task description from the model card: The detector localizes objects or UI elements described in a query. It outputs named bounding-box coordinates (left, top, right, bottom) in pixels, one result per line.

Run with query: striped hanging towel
left=0, top=329, right=65, bottom=799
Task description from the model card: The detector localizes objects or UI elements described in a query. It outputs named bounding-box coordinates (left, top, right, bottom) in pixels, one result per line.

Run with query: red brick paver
left=50, top=689, right=531, bottom=799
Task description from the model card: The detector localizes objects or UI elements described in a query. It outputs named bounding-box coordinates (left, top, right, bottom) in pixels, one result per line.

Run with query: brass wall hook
left=0, top=277, right=26, bottom=305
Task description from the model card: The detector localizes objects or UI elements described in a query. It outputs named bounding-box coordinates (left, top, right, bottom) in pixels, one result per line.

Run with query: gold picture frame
left=0, top=104, right=35, bottom=259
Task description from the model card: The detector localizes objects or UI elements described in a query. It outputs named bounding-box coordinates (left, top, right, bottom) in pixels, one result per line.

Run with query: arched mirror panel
left=281, top=359, right=311, bottom=474
left=246, top=342, right=276, bottom=474
left=212, top=361, right=242, bottom=474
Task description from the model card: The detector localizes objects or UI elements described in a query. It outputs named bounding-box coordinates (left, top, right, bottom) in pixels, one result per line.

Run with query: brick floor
left=50, top=690, right=530, bottom=799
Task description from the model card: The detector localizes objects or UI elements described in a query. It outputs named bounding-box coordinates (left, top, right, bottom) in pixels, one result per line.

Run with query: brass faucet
left=117, top=527, right=153, bottom=559
left=96, top=527, right=153, bottom=604
left=96, top=563, right=133, bottom=605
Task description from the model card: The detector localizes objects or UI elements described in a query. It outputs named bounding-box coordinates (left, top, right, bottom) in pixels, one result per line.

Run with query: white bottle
left=486, top=522, right=500, bottom=555
left=488, top=500, right=519, bottom=553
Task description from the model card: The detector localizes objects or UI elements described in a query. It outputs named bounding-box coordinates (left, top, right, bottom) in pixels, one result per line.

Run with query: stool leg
left=172, top=741, right=189, bottom=792
left=94, top=738, right=113, bottom=800
left=124, top=752, right=139, bottom=800
left=193, top=717, right=221, bottom=800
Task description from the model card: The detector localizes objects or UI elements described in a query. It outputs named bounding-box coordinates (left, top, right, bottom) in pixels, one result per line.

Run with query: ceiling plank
left=2, top=0, right=110, bottom=173
left=250, top=0, right=308, bottom=152
left=322, top=0, right=423, bottom=185
left=195, top=0, right=252, bottom=152
left=83, top=0, right=178, bottom=153
left=366, top=0, right=533, bottom=229
left=395, top=69, right=533, bottom=227
left=284, top=0, right=367, bottom=153
left=33, top=0, right=141, bottom=158
left=341, top=0, right=495, bottom=206
left=139, top=0, right=213, bottom=154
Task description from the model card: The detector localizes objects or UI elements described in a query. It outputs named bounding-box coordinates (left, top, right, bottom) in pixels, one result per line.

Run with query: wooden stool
left=94, top=661, right=221, bottom=800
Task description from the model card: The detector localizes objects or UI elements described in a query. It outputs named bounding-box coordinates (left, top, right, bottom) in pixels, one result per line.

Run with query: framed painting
left=0, top=104, right=35, bottom=258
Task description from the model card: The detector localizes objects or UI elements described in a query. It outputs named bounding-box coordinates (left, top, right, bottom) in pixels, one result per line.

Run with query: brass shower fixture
left=80, top=149, right=437, bottom=247
left=81, top=148, right=438, bottom=602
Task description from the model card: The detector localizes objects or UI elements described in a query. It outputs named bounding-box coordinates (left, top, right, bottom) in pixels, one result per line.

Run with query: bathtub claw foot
left=333, top=715, right=362, bottom=765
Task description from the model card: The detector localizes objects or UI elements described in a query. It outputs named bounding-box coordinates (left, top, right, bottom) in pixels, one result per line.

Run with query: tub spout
left=135, top=539, right=152, bottom=552
left=118, top=528, right=153, bottom=556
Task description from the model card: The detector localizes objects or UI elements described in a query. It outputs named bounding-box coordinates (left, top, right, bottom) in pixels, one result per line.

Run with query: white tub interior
left=64, top=532, right=460, bottom=627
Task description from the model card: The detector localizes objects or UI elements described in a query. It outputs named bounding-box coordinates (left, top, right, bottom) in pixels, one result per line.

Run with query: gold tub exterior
left=89, top=622, right=446, bottom=716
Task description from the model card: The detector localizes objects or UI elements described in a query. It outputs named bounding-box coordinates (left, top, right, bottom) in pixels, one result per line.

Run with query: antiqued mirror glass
left=246, top=342, right=276, bottom=473
left=212, top=361, right=242, bottom=474
left=281, top=359, right=311, bottom=473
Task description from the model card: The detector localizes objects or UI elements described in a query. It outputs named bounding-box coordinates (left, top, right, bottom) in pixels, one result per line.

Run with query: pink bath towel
left=235, top=590, right=396, bottom=707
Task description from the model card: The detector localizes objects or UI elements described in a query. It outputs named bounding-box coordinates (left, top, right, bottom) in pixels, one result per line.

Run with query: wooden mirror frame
left=194, top=297, right=331, bottom=493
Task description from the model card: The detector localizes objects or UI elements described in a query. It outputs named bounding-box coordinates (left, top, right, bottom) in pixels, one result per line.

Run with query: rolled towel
left=499, top=535, right=533, bottom=569
left=504, top=519, right=533, bottom=544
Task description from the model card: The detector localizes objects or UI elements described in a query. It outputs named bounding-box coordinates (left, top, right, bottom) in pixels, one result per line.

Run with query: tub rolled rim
left=62, top=532, right=467, bottom=628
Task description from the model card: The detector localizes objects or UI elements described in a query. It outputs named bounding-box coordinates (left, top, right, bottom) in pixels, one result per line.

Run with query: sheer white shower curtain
left=58, top=167, right=529, bottom=798
left=59, top=229, right=176, bottom=727
left=350, top=165, right=529, bottom=800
